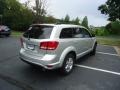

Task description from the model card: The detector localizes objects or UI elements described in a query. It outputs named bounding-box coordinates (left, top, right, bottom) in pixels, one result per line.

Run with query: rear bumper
left=19, top=49, right=61, bottom=69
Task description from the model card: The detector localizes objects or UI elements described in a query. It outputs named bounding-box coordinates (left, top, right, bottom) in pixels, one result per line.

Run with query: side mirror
left=91, top=34, right=95, bottom=37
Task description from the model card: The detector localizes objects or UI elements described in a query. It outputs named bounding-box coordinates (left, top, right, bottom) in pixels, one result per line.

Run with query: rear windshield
left=23, top=25, right=53, bottom=39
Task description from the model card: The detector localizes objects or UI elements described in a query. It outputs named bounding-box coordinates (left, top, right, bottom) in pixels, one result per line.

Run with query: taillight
left=40, top=41, right=59, bottom=50
left=20, top=37, right=23, bottom=47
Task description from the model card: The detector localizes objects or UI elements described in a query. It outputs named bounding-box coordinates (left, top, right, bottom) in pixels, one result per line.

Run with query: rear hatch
left=21, top=25, right=53, bottom=56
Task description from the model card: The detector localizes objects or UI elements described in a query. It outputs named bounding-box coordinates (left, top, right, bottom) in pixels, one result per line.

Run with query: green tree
left=3, top=0, right=34, bottom=31
left=3, top=0, right=22, bottom=26
left=33, top=0, right=47, bottom=23
left=0, top=0, right=7, bottom=24
left=45, top=15, right=57, bottom=23
left=98, top=0, right=120, bottom=21
left=74, top=17, right=80, bottom=25
left=64, top=14, right=70, bottom=24
left=81, top=16, right=89, bottom=29
left=106, top=21, right=120, bottom=35
left=0, top=0, right=6, bottom=14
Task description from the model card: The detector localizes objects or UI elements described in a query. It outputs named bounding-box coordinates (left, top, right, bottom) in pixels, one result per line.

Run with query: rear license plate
left=27, top=44, right=35, bottom=50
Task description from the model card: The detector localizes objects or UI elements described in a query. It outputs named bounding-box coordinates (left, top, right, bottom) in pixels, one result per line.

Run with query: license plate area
left=27, top=44, right=35, bottom=50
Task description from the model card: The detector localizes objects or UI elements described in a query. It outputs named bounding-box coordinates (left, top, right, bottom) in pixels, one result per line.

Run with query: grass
left=96, top=35, right=120, bottom=46
left=11, top=31, right=24, bottom=37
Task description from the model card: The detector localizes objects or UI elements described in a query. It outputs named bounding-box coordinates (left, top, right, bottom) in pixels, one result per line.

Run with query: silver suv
left=19, top=24, right=97, bottom=74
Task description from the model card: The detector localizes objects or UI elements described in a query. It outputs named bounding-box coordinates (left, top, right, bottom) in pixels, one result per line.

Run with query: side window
left=73, top=28, right=84, bottom=38
left=81, top=28, right=91, bottom=38
left=60, top=28, right=73, bottom=38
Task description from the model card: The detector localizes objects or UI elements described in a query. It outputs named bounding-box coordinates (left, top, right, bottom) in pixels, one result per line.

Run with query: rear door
left=22, top=25, right=53, bottom=56
left=59, top=28, right=83, bottom=55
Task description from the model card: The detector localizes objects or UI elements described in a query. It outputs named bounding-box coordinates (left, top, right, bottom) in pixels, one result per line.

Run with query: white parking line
left=75, top=64, right=120, bottom=76
left=97, top=52, right=120, bottom=57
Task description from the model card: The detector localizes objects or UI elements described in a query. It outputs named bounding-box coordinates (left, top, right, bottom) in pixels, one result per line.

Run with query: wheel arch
left=59, top=46, right=77, bottom=67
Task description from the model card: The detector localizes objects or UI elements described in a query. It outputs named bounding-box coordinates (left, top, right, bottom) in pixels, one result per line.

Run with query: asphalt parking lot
left=0, top=37, right=120, bottom=90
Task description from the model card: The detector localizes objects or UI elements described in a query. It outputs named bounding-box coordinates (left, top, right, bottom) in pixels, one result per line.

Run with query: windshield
left=23, top=25, right=53, bottom=39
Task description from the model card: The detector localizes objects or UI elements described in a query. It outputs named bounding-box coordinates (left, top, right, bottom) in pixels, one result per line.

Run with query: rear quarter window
left=23, top=25, right=53, bottom=39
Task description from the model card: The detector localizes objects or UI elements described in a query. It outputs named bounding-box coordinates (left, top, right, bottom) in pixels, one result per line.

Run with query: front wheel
left=60, top=53, right=75, bottom=75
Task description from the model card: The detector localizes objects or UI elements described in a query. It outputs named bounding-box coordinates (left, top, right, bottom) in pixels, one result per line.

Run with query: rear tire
left=60, top=53, right=75, bottom=75
left=90, top=43, right=97, bottom=55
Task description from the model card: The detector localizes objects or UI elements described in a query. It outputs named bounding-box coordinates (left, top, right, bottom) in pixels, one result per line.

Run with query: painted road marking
left=97, top=52, right=120, bottom=57
left=75, top=64, right=120, bottom=76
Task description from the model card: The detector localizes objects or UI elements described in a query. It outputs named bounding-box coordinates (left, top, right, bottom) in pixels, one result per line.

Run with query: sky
left=20, top=0, right=109, bottom=26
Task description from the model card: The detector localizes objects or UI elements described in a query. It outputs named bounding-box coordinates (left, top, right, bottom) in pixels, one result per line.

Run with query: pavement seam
left=0, top=73, right=33, bottom=90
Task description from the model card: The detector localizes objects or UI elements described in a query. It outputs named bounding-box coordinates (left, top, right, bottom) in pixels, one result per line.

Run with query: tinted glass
left=23, top=25, right=53, bottom=39
left=81, top=28, right=91, bottom=38
left=60, top=28, right=73, bottom=38
left=73, top=28, right=84, bottom=38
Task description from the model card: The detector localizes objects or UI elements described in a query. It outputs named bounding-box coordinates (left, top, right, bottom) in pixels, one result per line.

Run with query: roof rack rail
left=55, top=22, right=76, bottom=25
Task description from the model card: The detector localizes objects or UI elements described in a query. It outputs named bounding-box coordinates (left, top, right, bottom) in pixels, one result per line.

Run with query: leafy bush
left=111, top=21, right=120, bottom=35
left=92, top=28, right=110, bottom=36
left=105, top=21, right=120, bottom=35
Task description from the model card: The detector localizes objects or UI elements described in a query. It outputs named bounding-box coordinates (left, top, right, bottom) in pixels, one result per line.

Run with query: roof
left=32, top=23, right=85, bottom=28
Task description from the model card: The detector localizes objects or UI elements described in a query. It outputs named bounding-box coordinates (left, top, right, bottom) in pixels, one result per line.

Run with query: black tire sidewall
left=60, top=53, right=75, bottom=75
left=91, top=43, right=97, bottom=55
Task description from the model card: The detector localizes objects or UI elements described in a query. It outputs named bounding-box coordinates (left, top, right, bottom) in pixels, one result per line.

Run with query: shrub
left=93, top=28, right=110, bottom=36
left=111, top=21, right=120, bottom=35
left=105, top=21, right=120, bottom=35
